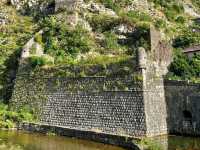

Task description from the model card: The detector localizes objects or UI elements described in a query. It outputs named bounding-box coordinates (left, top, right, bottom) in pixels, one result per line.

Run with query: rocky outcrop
left=0, top=12, right=9, bottom=25
left=183, top=3, right=200, bottom=17
left=125, top=0, right=149, bottom=12
left=83, top=2, right=117, bottom=17
left=8, top=0, right=54, bottom=14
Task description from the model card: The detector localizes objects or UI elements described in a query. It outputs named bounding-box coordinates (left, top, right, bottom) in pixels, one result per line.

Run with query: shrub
left=173, top=36, right=195, bottom=48
left=29, top=55, right=53, bottom=67
left=99, top=0, right=132, bottom=12
left=173, top=23, right=200, bottom=48
left=39, top=17, right=96, bottom=62
left=34, top=33, right=43, bottom=45
left=0, top=103, right=35, bottom=129
left=103, top=32, right=120, bottom=50
left=149, top=0, right=184, bottom=21
left=175, top=16, right=186, bottom=24
left=138, top=138, right=163, bottom=150
left=130, top=25, right=151, bottom=50
left=126, top=11, right=152, bottom=22
left=154, top=19, right=167, bottom=29
left=192, top=0, right=200, bottom=12
left=87, top=14, right=120, bottom=32
left=58, top=25, right=95, bottom=55
left=169, top=53, right=192, bottom=78
left=168, top=49, right=200, bottom=80
left=189, top=54, right=200, bottom=77
left=119, top=11, right=152, bottom=26
left=165, top=3, right=184, bottom=21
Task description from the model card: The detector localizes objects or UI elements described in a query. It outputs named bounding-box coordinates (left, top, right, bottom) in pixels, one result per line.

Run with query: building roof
left=183, top=45, right=200, bottom=53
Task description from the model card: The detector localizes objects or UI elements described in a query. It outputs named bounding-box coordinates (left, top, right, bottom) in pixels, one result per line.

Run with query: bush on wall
left=168, top=49, right=200, bottom=81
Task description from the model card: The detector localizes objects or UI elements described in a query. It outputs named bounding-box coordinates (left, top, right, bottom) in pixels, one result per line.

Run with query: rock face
left=10, top=0, right=37, bottom=10
left=9, top=0, right=83, bottom=13
left=8, top=0, right=54, bottom=14
left=125, top=0, right=149, bottom=12
left=0, top=12, right=9, bottom=25
left=21, top=30, right=44, bottom=58
left=183, top=3, right=200, bottom=17
left=84, top=2, right=117, bottom=17
left=55, top=0, right=83, bottom=12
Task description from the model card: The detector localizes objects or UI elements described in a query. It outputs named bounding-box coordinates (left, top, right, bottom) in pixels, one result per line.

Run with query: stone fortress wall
left=10, top=28, right=169, bottom=138
left=11, top=68, right=200, bottom=139
left=12, top=76, right=147, bottom=138
left=8, top=0, right=200, bottom=148
left=165, top=80, right=200, bottom=135
left=10, top=24, right=200, bottom=141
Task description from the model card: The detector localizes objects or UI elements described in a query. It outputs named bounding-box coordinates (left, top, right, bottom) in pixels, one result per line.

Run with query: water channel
left=0, top=130, right=200, bottom=150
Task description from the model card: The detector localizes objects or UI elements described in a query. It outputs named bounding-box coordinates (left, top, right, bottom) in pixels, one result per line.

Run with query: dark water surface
left=154, top=135, right=200, bottom=150
left=0, top=130, right=125, bottom=150
left=1, top=130, right=200, bottom=150
left=168, top=136, right=200, bottom=150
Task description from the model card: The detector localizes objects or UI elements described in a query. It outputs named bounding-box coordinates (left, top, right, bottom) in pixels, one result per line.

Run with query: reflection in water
left=1, top=130, right=200, bottom=150
left=153, top=135, right=200, bottom=150
left=168, top=136, right=200, bottom=150
left=0, top=130, right=125, bottom=150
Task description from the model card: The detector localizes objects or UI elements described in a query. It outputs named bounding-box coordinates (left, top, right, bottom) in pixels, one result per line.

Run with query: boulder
left=85, top=2, right=117, bottom=17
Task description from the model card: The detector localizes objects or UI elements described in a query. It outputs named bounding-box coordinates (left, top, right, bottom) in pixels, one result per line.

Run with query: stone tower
left=137, top=26, right=172, bottom=136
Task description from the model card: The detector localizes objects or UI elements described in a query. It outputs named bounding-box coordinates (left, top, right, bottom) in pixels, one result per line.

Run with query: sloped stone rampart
left=11, top=76, right=147, bottom=137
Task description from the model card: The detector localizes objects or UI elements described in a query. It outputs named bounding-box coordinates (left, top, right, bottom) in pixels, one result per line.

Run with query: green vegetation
left=0, top=103, right=35, bottom=129
left=120, top=10, right=152, bottom=24
left=46, top=131, right=57, bottom=136
left=28, top=15, right=142, bottom=77
left=30, top=55, right=135, bottom=78
left=30, top=56, right=54, bottom=67
left=103, top=31, right=121, bottom=51
left=0, top=0, right=200, bottom=106
left=173, top=23, right=200, bottom=48
left=0, top=4, right=37, bottom=103
left=86, top=13, right=120, bottom=32
left=154, top=19, right=167, bottom=29
left=167, top=49, right=200, bottom=82
left=192, top=0, right=200, bottom=12
left=148, top=0, right=184, bottom=21
left=97, top=0, right=132, bottom=13
left=137, top=138, right=163, bottom=150
left=40, top=17, right=95, bottom=58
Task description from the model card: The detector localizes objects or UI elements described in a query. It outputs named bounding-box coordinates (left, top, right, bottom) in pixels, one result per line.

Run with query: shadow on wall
left=164, top=80, right=200, bottom=137
left=150, top=80, right=200, bottom=150
left=0, top=49, right=21, bottom=104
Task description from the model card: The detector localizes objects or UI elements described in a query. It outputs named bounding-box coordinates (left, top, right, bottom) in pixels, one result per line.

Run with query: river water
left=0, top=130, right=200, bottom=150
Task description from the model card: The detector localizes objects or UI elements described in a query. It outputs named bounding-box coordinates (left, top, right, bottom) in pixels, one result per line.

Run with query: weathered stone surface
left=10, top=20, right=200, bottom=142
left=21, top=30, right=43, bottom=58
left=124, top=0, right=149, bottom=12
left=0, top=11, right=9, bottom=25
left=18, top=122, right=140, bottom=150
left=84, top=2, right=117, bottom=17
left=164, top=80, right=200, bottom=136
left=11, top=76, right=146, bottom=137
left=41, top=91, right=146, bottom=137
left=55, top=0, right=83, bottom=12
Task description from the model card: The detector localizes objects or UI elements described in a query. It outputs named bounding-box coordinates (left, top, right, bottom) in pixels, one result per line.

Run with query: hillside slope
left=0, top=0, right=200, bottom=101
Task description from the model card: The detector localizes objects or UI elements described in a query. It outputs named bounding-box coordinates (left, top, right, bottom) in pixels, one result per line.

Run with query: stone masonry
left=165, top=80, right=200, bottom=136
left=11, top=27, right=173, bottom=137
left=10, top=22, right=200, bottom=147
left=11, top=75, right=147, bottom=137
